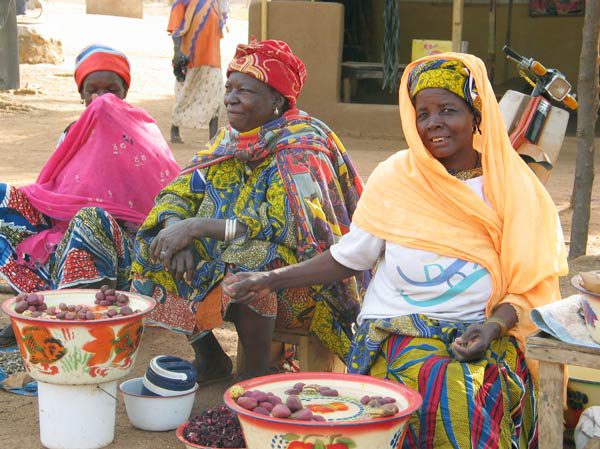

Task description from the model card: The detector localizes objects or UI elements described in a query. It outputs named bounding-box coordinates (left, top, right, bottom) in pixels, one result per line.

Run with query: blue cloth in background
left=0, top=345, right=37, bottom=396
left=15, top=0, right=27, bottom=16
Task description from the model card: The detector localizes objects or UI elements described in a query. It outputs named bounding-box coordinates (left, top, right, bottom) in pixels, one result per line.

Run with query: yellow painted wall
left=370, top=1, right=583, bottom=87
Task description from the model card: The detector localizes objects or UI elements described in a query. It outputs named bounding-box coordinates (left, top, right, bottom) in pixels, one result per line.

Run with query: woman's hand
left=150, top=218, right=202, bottom=268
left=451, top=322, right=500, bottom=362
left=222, top=272, right=274, bottom=304
left=169, top=247, right=196, bottom=282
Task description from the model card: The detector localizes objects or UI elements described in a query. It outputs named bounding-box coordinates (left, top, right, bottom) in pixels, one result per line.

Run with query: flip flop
left=0, top=325, right=16, bottom=348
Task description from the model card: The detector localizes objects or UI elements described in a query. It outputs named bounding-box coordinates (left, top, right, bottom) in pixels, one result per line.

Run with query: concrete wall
left=248, top=0, right=403, bottom=138
left=86, top=0, right=144, bottom=19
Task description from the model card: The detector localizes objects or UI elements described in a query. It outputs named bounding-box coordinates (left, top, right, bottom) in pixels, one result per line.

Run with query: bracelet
left=485, top=317, right=508, bottom=336
left=224, top=218, right=237, bottom=243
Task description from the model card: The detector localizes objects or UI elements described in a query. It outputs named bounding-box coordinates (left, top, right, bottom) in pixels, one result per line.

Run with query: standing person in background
left=168, top=0, right=226, bottom=144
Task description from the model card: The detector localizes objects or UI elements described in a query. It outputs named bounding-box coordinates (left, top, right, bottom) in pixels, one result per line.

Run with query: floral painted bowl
left=224, top=372, right=422, bottom=449
left=1, top=289, right=155, bottom=385
left=175, top=422, right=245, bottom=449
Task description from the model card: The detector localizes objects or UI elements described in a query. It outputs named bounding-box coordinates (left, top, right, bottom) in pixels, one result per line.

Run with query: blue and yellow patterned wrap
left=131, top=109, right=366, bottom=359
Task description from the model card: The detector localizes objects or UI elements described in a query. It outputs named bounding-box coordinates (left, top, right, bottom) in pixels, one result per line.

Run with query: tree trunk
left=0, top=0, right=20, bottom=91
left=569, top=0, right=600, bottom=259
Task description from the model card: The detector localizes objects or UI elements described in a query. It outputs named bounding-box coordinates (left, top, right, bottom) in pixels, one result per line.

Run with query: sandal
left=0, top=325, right=16, bottom=348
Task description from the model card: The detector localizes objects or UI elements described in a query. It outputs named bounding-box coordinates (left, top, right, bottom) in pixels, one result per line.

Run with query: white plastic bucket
left=38, top=380, right=117, bottom=449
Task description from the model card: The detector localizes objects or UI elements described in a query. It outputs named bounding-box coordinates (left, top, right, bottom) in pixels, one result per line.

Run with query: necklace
left=447, top=152, right=482, bottom=180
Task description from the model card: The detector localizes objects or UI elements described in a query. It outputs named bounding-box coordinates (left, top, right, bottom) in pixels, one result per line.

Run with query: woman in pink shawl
left=0, top=45, right=180, bottom=346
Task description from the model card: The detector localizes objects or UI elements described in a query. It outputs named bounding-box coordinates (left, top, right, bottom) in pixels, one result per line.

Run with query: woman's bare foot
left=191, top=331, right=233, bottom=384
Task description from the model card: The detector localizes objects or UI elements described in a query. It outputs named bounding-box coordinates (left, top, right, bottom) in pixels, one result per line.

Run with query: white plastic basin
left=119, top=377, right=198, bottom=431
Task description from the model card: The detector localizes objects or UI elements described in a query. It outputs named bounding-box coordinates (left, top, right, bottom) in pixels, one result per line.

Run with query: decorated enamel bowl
left=224, top=372, right=422, bottom=449
left=1, top=289, right=155, bottom=385
left=572, top=274, right=600, bottom=345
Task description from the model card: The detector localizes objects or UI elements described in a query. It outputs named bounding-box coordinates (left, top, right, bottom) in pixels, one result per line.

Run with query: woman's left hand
left=150, top=218, right=202, bottom=268
left=451, top=322, right=499, bottom=362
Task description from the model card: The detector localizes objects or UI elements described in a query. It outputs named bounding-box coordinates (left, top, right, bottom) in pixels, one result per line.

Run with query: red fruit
left=14, top=301, right=28, bottom=314
left=119, top=306, right=133, bottom=316
left=325, top=444, right=348, bottom=449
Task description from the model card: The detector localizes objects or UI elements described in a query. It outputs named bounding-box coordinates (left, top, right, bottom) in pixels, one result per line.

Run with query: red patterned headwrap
left=227, top=40, right=307, bottom=107
left=74, top=44, right=131, bottom=92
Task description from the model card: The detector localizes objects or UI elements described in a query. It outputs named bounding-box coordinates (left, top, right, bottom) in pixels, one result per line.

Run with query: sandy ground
left=0, top=1, right=599, bottom=448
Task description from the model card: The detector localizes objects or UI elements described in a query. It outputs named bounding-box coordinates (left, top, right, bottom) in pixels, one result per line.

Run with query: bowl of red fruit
left=224, top=372, right=422, bottom=449
left=176, top=405, right=246, bottom=449
left=1, top=287, right=155, bottom=385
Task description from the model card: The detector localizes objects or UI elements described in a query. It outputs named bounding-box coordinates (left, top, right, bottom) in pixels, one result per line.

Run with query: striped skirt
left=347, top=315, right=537, bottom=449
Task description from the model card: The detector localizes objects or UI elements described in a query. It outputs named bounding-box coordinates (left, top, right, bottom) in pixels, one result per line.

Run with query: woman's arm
left=222, top=250, right=359, bottom=304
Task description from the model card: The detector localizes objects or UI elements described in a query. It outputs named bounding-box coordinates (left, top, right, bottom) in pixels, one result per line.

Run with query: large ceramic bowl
left=224, top=372, right=422, bottom=449
left=1, top=289, right=155, bottom=385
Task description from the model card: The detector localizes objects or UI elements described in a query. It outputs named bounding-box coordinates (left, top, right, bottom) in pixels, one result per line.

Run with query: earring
left=472, top=125, right=477, bottom=134
left=274, top=106, right=279, bottom=116
left=80, top=98, right=85, bottom=104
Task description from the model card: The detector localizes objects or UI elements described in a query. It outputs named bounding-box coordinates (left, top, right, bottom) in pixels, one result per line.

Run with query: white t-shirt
left=330, top=176, right=493, bottom=324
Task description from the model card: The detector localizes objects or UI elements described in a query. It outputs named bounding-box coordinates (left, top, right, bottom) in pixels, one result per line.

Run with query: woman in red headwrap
left=131, top=40, right=365, bottom=381
left=0, top=45, right=180, bottom=346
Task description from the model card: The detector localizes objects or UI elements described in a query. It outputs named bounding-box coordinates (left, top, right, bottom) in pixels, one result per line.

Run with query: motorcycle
left=499, top=45, right=578, bottom=184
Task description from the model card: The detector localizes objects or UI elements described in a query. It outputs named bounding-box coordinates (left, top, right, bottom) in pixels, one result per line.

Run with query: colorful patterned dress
left=0, top=185, right=134, bottom=292
left=168, top=0, right=224, bottom=128
left=0, top=94, right=180, bottom=294
left=132, top=110, right=365, bottom=359
left=347, top=315, right=537, bottom=449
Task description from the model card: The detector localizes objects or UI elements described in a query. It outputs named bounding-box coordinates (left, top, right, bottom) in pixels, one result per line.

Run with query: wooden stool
left=236, top=328, right=346, bottom=374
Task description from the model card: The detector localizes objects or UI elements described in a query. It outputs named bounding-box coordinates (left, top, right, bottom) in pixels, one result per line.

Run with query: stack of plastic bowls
left=142, top=355, right=198, bottom=396
left=120, top=355, right=198, bottom=431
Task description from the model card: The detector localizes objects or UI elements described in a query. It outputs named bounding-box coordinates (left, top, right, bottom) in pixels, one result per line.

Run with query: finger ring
left=160, top=251, right=167, bottom=257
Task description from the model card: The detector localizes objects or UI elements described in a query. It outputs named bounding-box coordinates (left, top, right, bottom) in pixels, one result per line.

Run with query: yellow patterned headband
left=408, top=59, right=481, bottom=113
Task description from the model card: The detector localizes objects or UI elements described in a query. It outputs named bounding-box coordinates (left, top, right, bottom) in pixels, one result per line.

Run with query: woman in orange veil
left=224, top=53, right=567, bottom=448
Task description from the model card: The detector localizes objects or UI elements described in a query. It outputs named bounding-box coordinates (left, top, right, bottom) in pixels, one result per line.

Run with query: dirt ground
left=0, top=1, right=599, bottom=448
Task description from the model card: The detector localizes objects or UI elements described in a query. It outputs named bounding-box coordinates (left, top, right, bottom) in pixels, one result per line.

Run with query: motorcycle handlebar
left=502, top=45, right=524, bottom=62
